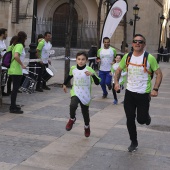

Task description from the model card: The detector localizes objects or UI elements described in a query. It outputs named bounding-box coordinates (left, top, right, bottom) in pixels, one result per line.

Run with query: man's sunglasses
left=132, top=40, right=145, bottom=44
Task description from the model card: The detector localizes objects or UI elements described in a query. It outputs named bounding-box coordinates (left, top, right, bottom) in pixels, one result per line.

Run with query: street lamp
left=133, top=4, right=140, bottom=37
left=158, top=15, right=165, bottom=50
left=29, top=0, right=37, bottom=79
left=157, top=14, right=165, bottom=63
left=104, top=0, right=116, bottom=15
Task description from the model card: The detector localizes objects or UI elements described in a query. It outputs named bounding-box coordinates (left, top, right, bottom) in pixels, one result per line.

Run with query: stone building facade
left=0, top=0, right=169, bottom=54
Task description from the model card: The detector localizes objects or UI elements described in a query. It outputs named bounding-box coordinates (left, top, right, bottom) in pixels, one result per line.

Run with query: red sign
left=111, top=7, right=122, bottom=18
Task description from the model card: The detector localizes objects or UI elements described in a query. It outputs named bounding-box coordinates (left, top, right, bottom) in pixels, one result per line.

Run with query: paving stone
left=70, top=147, right=170, bottom=170
left=11, top=165, right=51, bottom=170
left=0, top=162, right=16, bottom=170
left=0, top=117, right=66, bottom=137
left=0, top=135, right=50, bottom=164
left=22, top=152, right=79, bottom=170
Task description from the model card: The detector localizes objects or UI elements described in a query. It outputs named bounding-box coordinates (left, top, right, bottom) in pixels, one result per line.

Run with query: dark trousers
left=42, top=63, right=48, bottom=87
left=7, top=75, right=12, bottom=94
left=11, top=75, right=22, bottom=108
left=70, top=96, right=90, bottom=126
left=112, top=83, right=117, bottom=100
left=124, top=90, right=150, bottom=143
left=99, top=70, right=112, bottom=95
left=35, top=62, right=43, bottom=89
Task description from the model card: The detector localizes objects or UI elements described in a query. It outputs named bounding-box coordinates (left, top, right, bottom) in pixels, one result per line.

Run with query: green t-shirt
left=37, top=39, right=45, bottom=58
left=8, top=44, right=23, bottom=75
left=119, top=52, right=159, bottom=93
left=7, top=44, right=14, bottom=52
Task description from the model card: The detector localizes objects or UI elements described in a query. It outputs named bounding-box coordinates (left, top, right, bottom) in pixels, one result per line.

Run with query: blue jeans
left=99, top=70, right=112, bottom=95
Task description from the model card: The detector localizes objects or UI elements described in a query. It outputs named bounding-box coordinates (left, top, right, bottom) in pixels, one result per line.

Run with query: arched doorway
left=52, top=3, right=78, bottom=47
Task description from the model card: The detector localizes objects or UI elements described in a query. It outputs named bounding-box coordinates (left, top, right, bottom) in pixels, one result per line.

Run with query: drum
left=20, top=76, right=36, bottom=94
left=1, top=66, right=8, bottom=86
left=42, top=68, right=54, bottom=82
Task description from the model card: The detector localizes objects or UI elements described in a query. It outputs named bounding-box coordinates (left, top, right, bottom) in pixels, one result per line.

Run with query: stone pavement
left=0, top=59, right=170, bottom=170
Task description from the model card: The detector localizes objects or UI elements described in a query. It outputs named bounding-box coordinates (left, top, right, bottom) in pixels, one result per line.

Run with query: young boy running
left=111, top=54, right=127, bottom=105
left=63, top=51, right=101, bottom=137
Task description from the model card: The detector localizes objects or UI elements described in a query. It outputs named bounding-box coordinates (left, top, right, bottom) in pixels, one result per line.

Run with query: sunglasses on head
left=133, top=40, right=145, bottom=44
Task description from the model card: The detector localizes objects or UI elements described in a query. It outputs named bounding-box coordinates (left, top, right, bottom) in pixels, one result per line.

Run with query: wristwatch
left=153, top=88, right=159, bottom=92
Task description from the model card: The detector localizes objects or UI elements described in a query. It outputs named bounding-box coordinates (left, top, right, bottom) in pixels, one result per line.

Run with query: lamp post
left=29, top=0, right=37, bottom=59
left=104, top=0, right=116, bottom=15
left=157, top=14, right=165, bottom=63
left=158, top=15, right=165, bottom=50
left=133, top=4, right=140, bottom=37
left=29, top=0, right=37, bottom=79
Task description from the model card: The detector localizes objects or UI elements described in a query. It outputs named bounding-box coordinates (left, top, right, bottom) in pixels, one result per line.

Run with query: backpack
left=2, top=51, right=13, bottom=68
left=126, top=51, right=154, bottom=79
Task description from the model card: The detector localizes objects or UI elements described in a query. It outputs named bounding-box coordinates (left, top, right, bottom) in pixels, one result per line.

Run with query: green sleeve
left=37, top=40, right=45, bottom=51
left=14, top=44, right=23, bottom=55
left=110, top=64, right=114, bottom=74
left=97, top=48, right=102, bottom=58
left=119, top=54, right=128, bottom=70
left=111, top=47, right=117, bottom=57
left=148, top=54, right=159, bottom=71
left=86, top=66, right=101, bottom=82
left=69, top=65, right=76, bottom=76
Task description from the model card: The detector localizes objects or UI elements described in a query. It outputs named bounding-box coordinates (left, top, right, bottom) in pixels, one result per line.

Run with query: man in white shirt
left=97, top=37, right=116, bottom=98
left=114, top=34, right=162, bottom=152
left=36, top=31, right=52, bottom=91
left=0, top=28, right=8, bottom=96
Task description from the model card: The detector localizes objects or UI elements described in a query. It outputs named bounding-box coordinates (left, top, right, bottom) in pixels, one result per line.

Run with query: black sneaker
left=102, top=94, right=108, bottom=99
left=108, top=85, right=112, bottom=90
left=43, top=86, right=51, bottom=90
left=36, top=88, right=43, bottom=92
left=146, top=115, right=151, bottom=125
left=128, top=142, right=138, bottom=152
left=10, top=105, right=21, bottom=110
left=2, top=92, right=9, bottom=96
left=10, top=108, right=23, bottom=114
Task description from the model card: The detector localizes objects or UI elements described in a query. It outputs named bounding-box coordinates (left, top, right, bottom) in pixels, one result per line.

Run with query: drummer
left=0, top=28, right=8, bottom=96
left=36, top=31, right=52, bottom=91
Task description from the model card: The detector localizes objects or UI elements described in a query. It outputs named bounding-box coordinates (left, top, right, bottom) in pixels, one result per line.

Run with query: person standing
left=0, top=28, right=8, bottom=96
left=8, top=31, right=27, bottom=114
left=88, top=45, right=97, bottom=70
left=97, top=37, right=116, bottom=98
left=36, top=31, right=52, bottom=91
left=63, top=51, right=100, bottom=137
left=114, top=34, right=163, bottom=152
left=6, top=35, right=18, bottom=95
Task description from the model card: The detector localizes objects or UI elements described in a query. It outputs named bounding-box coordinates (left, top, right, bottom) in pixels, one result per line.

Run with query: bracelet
left=153, top=88, right=158, bottom=92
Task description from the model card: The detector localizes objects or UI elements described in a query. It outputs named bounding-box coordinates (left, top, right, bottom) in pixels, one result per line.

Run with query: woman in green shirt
left=6, top=35, right=18, bottom=94
left=8, top=31, right=27, bottom=114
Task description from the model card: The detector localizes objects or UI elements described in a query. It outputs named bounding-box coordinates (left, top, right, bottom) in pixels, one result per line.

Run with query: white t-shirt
left=20, top=48, right=26, bottom=63
left=112, top=62, right=127, bottom=84
left=42, top=41, right=52, bottom=64
left=97, top=47, right=116, bottom=71
left=125, top=53, right=150, bottom=93
left=0, top=40, right=6, bottom=63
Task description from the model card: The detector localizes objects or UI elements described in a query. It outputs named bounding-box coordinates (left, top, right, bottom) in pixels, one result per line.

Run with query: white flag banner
left=101, top=0, right=127, bottom=47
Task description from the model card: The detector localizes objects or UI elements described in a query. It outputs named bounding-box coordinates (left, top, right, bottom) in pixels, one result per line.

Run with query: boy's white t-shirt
left=72, top=67, right=91, bottom=105
left=112, top=62, right=126, bottom=84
